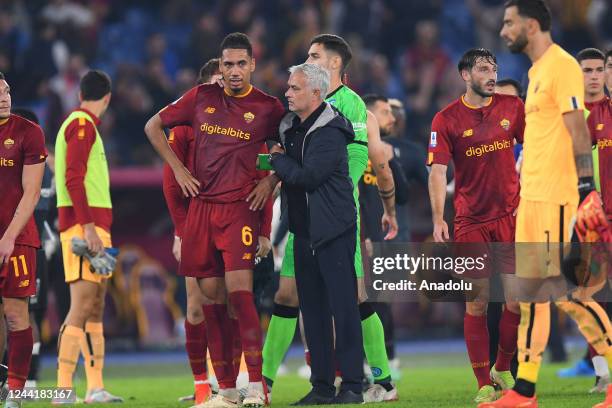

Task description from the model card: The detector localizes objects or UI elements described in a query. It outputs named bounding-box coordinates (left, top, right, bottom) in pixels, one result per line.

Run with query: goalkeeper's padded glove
left=576, top=178, right=608, bottom=237
left=71, top=237, right=118, bottom=276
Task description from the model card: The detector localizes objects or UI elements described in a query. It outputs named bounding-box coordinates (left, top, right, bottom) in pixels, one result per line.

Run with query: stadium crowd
left=1, top=1, right=612, bottom=407
left=0, top=0, right=610, bottom=166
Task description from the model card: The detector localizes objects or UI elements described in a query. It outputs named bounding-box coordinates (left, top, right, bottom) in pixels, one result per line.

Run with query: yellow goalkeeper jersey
left=521, top=43, right=584, bottom=206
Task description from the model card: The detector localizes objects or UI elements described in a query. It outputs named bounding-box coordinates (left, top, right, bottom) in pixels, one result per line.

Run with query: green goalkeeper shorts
left=279, top=223, right=364, bottom=279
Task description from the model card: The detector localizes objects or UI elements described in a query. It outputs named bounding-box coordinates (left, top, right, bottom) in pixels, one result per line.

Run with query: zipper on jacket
left=302, top=130, right=313, bottom=245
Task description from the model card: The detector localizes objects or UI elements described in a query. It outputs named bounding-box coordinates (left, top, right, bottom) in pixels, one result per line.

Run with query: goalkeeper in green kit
left=262, top=34, right=399, bottom=403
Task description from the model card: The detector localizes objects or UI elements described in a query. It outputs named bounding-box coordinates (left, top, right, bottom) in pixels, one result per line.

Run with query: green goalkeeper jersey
left=326, top=85, right=368, bottom=144
left=325, top=85, right=369, bottom=188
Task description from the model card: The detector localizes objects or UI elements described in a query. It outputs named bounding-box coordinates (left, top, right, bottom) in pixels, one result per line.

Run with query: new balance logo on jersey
left=205, top=106, right=216, bottom=114
left=462, top=129, right=473, bottom=137
left=596, top=123, right=604, bottom=131
left=242, top=253, right=252, bottom=260
left=0, top=157, right=14, bottom=166
left=18, top=280, right=29, bottom=288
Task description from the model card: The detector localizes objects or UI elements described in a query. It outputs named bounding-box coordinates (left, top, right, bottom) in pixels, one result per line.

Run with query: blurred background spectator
left=1, top=0, right=608, bottom=164
left=1, top=0, right=609, bottom=348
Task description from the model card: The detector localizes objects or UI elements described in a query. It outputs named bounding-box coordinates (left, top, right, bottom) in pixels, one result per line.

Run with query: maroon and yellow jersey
left=162, top=126, right=194, bottom=237
left=587, top=96, right=612, bottom=217
left=427, top=94, right=524, bottom=233
left=159, top=84, right=285, bottom=203
left=0, top=114, right=47, bottom=247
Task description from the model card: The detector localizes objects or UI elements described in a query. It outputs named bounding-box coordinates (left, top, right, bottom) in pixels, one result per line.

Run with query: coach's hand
left=247, top=175, right=276, bottom=211
left=173, top=165, right=200, bottom=197
left=270, top=144, right=284, bottom=155
left=0, top=235, right=15, bottom=265
left=172, top=236, right=181, bottom=262
left=433, top=218, right=449, bottom=242
left=382, top=211, right=398, bottom=240
left=83, top=223, right=104, bottom=255
left=256, top=236, right=272, bottom=258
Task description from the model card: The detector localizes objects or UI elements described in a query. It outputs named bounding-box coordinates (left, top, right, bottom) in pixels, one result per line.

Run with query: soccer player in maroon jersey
left=165, top=58, right=220, bottom=405
left=579, top=48, right=612, bottom=224
left=0, top=71, right=47, bottom=408
left=146, top=33, right=284, bottom=408
left=567, top=47, right=612, bottom=393
left=427, top=49, right=525, bottom=404
left=165, top=58, right=274, bottom=405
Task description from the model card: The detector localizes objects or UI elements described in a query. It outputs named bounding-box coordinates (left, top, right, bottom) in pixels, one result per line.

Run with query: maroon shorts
left=454, top=213, right=516, bottom=278
left=0, top=244, right=37, bottom=298
left=180, top=199, right=259, bottom=278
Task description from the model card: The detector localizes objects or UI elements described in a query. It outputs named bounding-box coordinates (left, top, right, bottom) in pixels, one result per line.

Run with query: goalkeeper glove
left=71, top=237, right=118, bottom=276
left=576, top=177, right=607, bottom=237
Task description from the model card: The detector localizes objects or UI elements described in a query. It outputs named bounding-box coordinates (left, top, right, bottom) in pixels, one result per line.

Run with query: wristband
left=578, top=176, right=596, bottom=202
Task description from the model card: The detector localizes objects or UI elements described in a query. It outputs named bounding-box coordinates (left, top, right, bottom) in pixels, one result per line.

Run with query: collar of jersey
left=0, top=117, right=8, bottom=126
left=224, top=84, right=253, bottom=98
left=326, top=84, right=344, bottom=100
left=461, top=94, right=493, bottom=110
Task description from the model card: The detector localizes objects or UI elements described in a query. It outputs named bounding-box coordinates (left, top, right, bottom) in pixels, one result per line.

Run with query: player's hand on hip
left=432, top=219, right=449, bottom=242
left=0, top=236, right=15, bottom=265
left=83, top=223, right=104, bottom=255
left=256, top=236, right=272, bottom=258
left=576, top=191, right=607, bottom=235
left=172, top=236, right=181, bottom=262
left=173, top=165, right=200, bottom=197
left=247, top=175, right=275, bottom=211
left=382, top=212, right=398, bottom=240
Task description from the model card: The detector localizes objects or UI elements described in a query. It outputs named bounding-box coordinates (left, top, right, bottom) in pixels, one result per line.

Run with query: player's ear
left=250, top=57, right=256, bottom=73
left=526, top=17, right=538, bottom=36
left=331, top=55, right=341, bottom=72
left=78, top=92, right=83, bottom=103
left=460, top=69, right=470, bottom=82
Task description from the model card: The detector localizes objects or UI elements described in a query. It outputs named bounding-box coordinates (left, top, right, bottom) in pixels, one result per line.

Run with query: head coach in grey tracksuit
left=269, top=63, right=364, bottom=404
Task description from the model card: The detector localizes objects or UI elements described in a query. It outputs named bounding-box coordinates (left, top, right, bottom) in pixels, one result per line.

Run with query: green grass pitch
left=27, top=351, right=604, bottom=408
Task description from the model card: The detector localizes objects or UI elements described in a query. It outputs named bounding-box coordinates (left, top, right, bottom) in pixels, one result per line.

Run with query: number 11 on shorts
left=10, top=255, right=28, bottom=277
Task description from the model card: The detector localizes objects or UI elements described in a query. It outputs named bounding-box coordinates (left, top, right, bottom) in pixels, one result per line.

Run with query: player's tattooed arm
left=366, top=111, right=398, bottom=240
left=563, top=109, right=594, bottom=178
left=574, top=153, right=594, bottom=177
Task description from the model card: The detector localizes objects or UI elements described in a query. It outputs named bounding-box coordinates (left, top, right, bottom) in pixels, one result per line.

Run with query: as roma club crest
left=244, top=112, right=255, bottom=123
left=3, top=138, right=14, bottom=149
left=500, top=119, right=510, bottom=131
